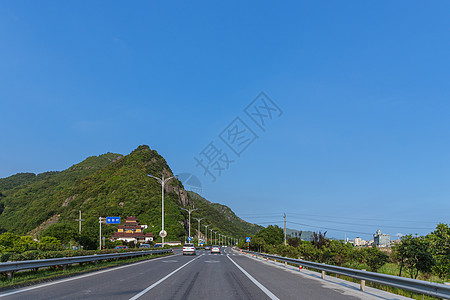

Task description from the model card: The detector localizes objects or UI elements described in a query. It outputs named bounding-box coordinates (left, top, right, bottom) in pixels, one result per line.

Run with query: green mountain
left=189, top=191, right=262, bottom=237
left=0, top=145, right=261, bottom=247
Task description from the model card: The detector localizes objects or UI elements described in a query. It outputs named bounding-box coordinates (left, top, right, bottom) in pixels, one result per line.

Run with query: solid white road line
left=227, top=255, right=280, bottom=300
left=129, top=254, right=203, bottom=300
left=0, top=253, right=180, bottom=298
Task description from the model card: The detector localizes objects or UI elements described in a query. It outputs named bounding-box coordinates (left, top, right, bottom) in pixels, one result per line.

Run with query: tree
left=38, top=236, right=63, bottom=251
left=427, top=223, right=450, bottom=280
left=41, top=222, right=78, bottom=245
left=249, top=236, right=267, bottom=252
left=13, top=236, right=39, bottom=253
left=391, top=238, right=408, bottom=277
left=0, top=232, right=18, bottom=252
left=312, top=231, right=330, bottom=249
left=393, top=235, right=434, bottom=279
left=256, top=225, right=283, bottom=246
left=287, top=237, right=302, bottom=247
left=326, top=240, right=353, bottom=266
left=361, top=247, right=388, bottom=272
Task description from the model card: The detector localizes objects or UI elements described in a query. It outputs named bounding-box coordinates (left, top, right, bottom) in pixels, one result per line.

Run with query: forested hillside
left=0, top=146, right=261, bottom=248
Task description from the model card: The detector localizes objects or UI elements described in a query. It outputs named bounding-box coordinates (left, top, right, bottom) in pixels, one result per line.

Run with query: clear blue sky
left=1, top=1, right=449, bottom=240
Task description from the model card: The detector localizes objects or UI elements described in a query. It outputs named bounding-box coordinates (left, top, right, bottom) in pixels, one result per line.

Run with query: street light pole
left=98, top=217, right=106, bottom=250
left=204, top=224, right=210, bottom=244
left=148, top=174, right=178, bottom=246
left=181, top=207, right=198, bottom=239
left=193, top=217, right=205, bottom=246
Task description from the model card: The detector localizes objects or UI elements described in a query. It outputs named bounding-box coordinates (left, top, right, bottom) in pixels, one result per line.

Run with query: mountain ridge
left=0, top=146, right=262, bottom=248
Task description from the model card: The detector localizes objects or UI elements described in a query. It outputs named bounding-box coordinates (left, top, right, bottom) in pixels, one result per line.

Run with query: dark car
left=114, top=245, right=128, bottom=250
left=139, top=244, right=151, bottom=248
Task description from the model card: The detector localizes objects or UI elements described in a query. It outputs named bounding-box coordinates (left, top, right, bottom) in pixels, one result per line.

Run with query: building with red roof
left=110, top=216, right=154, bottom=243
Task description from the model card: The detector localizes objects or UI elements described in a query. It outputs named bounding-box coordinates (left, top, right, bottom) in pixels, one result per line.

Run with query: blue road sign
left=187, top=236, right=192, bottom=242
left=106, top=217, right=121, bottom=224
left=245, top=237, right=251, bottom=243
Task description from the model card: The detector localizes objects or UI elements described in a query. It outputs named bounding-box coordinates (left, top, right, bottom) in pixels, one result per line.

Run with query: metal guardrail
left=0, top=249, right=173, bottom=277
left=242, top=250, right=450, bottom=299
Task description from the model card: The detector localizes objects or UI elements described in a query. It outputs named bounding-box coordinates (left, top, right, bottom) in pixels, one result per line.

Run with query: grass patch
left=0, top=252, right=172, bottom=290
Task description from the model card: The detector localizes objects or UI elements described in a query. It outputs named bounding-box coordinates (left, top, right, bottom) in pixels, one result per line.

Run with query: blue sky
left=1, top=1, right=449, bottom=240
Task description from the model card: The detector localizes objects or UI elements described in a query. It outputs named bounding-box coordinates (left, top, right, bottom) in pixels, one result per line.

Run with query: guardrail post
left=285, top=261, right=287, bottom=268
left=7, top=271, right=13, bottom=279
left=321, top=270, right=325, bottom=279
left=360, top=269, right=366, bottom=292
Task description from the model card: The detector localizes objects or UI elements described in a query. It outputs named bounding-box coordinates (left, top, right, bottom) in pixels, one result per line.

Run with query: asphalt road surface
left=0, top=248, right=407, bottom=300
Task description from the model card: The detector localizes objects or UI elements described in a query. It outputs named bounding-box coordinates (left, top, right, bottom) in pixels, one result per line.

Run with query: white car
left=211, top=245, right=220, bottom=254
left=183, top=243, right=196, bottom=255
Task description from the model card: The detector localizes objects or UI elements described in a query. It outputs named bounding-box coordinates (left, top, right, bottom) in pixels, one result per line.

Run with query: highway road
left=0, top=248, right=409, bottom=300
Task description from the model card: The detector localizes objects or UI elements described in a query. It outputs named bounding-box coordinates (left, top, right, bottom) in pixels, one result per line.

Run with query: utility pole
left=75, top=210, right=85, bottom=234
left=75, top=210, right=85, bottom=250
left=194, top=217, right=205, bottom=246
left=181, top=207, right=198, bottom=239
left=148, top=174, right=178, bottom=246
left=284, top=213, right=287, bottom=246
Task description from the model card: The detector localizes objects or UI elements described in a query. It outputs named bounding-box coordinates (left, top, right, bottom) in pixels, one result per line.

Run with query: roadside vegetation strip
left=0, top=252, right=173, bottom=293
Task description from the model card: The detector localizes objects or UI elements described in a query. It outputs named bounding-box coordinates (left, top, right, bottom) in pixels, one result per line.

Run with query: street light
left=181, top=207, right=198, bottom=239
left=204, top=224, right=210, bottom=244
left=148, top=174, right=178, bottom=245
left=210, top=229, right=214, bottom=244
left=193, top=217, right=205, bottom=247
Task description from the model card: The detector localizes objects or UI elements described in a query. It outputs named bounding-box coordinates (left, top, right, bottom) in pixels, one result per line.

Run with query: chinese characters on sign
left=194, top=92, right=283, bottom=182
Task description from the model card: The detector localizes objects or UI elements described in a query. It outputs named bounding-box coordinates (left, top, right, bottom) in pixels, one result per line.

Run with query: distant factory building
left=286, top=228, right=314, bottom=241
left=373, top=229, right=390, bottom=247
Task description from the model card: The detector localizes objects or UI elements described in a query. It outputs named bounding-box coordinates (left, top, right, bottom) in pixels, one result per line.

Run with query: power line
left=287, top=221, right=373, bottom=236
left=288, top=215, right=434, bottom=230
left=239, top=211, right=439, bottom=224
left=288, top=212, right=438, bottom=224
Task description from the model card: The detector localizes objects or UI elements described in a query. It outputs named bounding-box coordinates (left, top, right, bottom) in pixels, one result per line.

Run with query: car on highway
left=139, top=244, right=151, bottom=248
left=204, top=246, right=211, bottom=250
left=153, top=243, right=163, bottom=248
left=211, top=245, right=220, bottom=254
left=114, top=245, right=128, bottom=250
left=182, top=243, right=196, bottom=255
